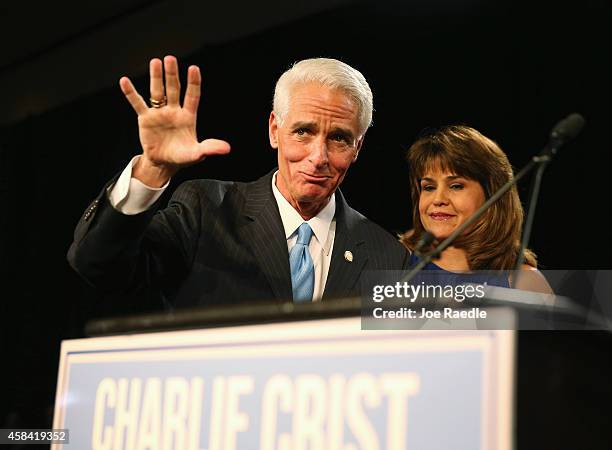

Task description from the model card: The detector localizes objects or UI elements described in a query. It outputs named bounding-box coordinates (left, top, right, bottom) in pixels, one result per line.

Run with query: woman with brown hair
left=400, top=125, right=552, bottom=292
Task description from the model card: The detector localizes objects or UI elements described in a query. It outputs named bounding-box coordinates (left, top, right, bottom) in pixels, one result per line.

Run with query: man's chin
left=297, top=185, right=332, bottom=200
left=295, top=190, right=332, bottom=207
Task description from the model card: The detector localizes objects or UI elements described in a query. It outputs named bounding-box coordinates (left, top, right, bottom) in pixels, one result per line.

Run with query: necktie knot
left=296, top=222, right=313, bottom=245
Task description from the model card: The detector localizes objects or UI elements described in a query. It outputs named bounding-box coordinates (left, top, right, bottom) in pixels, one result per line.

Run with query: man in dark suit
left=68, top=56, right=408, bottom=307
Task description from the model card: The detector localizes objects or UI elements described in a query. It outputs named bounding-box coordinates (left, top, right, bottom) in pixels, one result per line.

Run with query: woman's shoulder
left=515, top=264, right=554, bottom=294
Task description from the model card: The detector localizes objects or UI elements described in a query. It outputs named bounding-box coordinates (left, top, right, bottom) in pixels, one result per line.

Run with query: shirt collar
left=271, top=171, right=335, bottom=248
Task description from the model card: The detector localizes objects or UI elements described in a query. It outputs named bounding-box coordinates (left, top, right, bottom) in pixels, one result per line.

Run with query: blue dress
left=407, top=253, right=510, bottom=288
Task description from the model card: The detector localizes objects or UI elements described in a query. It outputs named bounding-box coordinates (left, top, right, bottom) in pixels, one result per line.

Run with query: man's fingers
left=149, top=58, right=164, bottom=103
left=164, top=55, right=180, bottom=106
left=119, top=77, right=147, bottom=115
left=183, top=65, right=201, bottom=114
left=197, top=139, right=231, bottom=157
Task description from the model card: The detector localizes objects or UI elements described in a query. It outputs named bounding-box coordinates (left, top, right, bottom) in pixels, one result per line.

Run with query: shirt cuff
left=108, top=155, right=169, bottom=215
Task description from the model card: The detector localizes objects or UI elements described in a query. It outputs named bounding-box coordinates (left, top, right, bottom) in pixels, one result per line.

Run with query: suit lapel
left=240, top=171, right=293, bottom=301
left=323, top=190, right=367, bottom=300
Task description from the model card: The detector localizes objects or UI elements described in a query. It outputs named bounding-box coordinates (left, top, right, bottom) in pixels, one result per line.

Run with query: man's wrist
left=132, top=156, right=176, bottom=188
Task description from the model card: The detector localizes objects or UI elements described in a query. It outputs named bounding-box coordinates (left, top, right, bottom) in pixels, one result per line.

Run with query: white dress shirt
left=108, top=156, right=336, bottom=300
left=108, top=155, right=167, bottom=214
left=271, top=172, right=335, bottom=301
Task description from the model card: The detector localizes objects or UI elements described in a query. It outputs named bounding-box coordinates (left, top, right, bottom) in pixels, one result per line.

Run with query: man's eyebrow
left=291, top=121, right=318, bottom=130
left=329, top=127, right=355, bottom=139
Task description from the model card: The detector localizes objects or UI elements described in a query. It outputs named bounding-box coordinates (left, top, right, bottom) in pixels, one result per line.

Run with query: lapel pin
left=344, top=251, right=353, bottom=262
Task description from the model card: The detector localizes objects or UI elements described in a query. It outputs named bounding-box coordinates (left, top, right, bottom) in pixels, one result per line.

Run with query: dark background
left=1, top=0, right=611, bottom=448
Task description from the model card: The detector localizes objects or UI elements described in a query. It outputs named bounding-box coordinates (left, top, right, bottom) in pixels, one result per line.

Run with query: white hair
left=272, top=58, right=373, bottom=136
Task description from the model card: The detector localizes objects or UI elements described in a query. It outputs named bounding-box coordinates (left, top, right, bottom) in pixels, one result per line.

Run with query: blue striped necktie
left=290, top=223, right=314, bottom=302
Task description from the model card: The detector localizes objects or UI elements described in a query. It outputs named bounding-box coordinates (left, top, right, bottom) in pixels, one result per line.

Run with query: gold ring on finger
left=150, top=96, right=167, bottom=108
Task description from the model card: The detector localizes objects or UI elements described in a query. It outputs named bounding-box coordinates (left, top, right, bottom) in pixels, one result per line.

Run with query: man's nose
left=308, top=137, right=329, bottom=167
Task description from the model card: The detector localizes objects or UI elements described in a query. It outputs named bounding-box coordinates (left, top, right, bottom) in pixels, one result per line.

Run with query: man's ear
left=352, top=136, right=364, bottom=162
left=269, top=112, right=279, bottom=149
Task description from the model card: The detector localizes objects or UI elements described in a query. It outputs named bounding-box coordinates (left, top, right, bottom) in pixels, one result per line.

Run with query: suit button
left=84, top=200, right=99, bottom=221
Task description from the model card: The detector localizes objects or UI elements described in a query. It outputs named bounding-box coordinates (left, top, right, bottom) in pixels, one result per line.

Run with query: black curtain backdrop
left=1, top=0, right=611, bottom=448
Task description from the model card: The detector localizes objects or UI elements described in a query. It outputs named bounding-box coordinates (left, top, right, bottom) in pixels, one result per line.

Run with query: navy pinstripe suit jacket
left=68, top=170, right=409, bottom=308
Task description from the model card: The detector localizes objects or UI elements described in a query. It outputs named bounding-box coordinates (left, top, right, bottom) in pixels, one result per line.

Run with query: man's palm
left=119, top=56, right=230, bottom=184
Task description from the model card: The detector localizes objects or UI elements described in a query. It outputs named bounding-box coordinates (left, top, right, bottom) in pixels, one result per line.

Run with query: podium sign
left=53, top=316, right=515, bottom=450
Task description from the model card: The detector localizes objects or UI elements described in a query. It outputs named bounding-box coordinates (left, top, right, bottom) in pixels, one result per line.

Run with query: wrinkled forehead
left=284, top=83, right=361, bottom=131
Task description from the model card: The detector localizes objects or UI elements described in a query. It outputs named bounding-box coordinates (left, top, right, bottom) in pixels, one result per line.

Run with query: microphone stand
left=513, top=113, right=585, bottom=283
left=511, top=155, right=550, bottom=285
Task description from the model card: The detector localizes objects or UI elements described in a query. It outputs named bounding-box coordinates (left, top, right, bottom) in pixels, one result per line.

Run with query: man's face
left=269, top=82, right=363, bottom=219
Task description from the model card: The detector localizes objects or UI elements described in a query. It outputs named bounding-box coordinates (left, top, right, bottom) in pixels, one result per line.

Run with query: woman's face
left=418, top=166, right=486, bottom=241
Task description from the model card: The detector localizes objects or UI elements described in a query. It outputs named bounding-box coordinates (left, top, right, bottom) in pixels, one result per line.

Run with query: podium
left=51, top=292, right=612, bottom=450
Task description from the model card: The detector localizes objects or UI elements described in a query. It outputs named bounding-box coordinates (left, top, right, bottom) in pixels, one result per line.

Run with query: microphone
left=514, top=113, right=585, bottom=274
left=413, top=231, right=436, bottom=258
left=540, top=113, right=586, bottom=158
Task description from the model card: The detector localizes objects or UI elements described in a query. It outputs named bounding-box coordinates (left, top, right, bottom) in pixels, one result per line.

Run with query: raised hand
left=119, top=55, right=230, bottom=187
